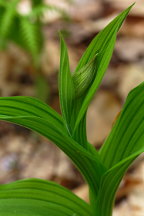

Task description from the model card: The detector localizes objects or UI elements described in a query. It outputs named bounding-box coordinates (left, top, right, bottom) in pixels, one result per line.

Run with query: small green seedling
left=0, top=4, right=143, bottom=216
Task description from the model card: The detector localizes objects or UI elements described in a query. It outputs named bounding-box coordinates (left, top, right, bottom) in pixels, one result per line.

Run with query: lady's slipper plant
left=0, top=4, right=143, bottom=216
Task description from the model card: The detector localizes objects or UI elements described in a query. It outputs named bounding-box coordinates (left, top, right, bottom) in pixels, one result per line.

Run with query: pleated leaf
left=0, top=178, right=92, bottom=216
left=0, top=5, right=140, bottom=216
left=0, top=96, right=105, bottom=194
left=96, top=82, right=144, bottom=215
left=75, top=4, right=134, bottom=72
left=71, top=55, right=98, bottom=148
left=100, top=82, right=144, bottom=168
left=95, top=148, right=144, bottom=216
left=73, top=4, right=134, bottom=131
left=73, top=54, right=98, bottom=98
left=59, top=34, right=75, bottom=134
left=70, top=5, right=132, bottom=148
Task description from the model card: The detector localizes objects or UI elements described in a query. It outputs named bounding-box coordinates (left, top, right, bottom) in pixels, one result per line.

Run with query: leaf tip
left=128, top=2, right=135, bottom=11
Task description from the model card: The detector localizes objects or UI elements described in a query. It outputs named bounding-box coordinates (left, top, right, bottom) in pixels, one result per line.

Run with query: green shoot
left=0, top=3, right=143, bottom=216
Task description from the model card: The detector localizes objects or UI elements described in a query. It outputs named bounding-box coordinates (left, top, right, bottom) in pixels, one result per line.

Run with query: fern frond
left=0, top=0, right=20, bottom=48
left=20, top=16, right=43, bottom=66
left=8, top=16, right=22, bottom=46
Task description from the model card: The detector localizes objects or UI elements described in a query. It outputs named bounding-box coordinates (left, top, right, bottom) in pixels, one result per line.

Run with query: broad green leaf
left=74, top=31, right=117, bottom=131
left=58, top=6, right=133, bottom=151
left=0, top=178, right=92, bottom=216
left=0, top=96, right=63, bottom=129
left=97, top=82, right=144, bottom=215
left=75, top=4, right=134, bottom=72
left=59, top=34, right=75, bottom=134
left=73, top=4, right=134, bottom=131
left=0, top=96, right=105, bottom=194
left=100, top=82, right=144, bottom=168
left=59, top=42, right=96, bottom=149
left=95, top=148, right=144, bottom=216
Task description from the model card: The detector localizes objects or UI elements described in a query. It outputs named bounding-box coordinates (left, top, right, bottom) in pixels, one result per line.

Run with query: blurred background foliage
left=0, top=0, right=68, bottom=101
left=0, top=1, right=143, bottom=216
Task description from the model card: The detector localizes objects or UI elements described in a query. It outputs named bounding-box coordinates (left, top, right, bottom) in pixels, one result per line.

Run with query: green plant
left=0, top=0, right=66, bottom=65
left=0, top=4, right=143, bottom=216
left=0, top=0, right=67, bottom=100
